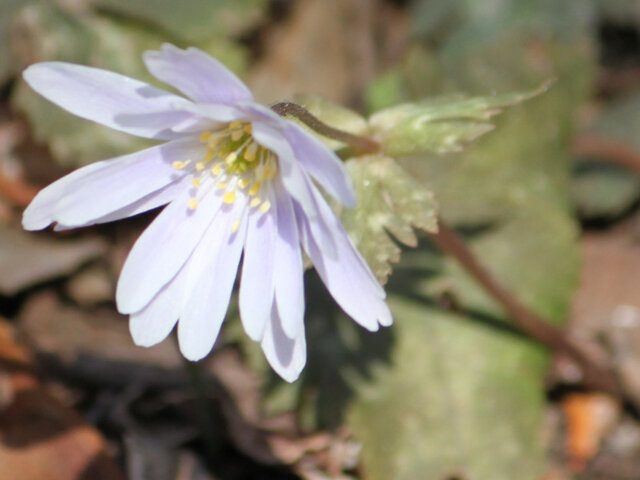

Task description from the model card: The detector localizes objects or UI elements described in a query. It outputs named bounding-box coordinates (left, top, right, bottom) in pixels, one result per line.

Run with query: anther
left=199, top=131, right=212, bottom=142
left=223, top=191, right=236, bottom=204
left=237, top=178, right=250, bottom=189
left=250, top=197, right=261, bottom=208
left=211, top=163, right=223, bottom=176
left=225, top=152, right=237, bottom=165
left=204, top=150, right=215, bottom=163
left=195, top=162, right=205, bottom=172
left=229, top=121, right=242, bottom=130
left=231, top=220, right=241, bottom=233
left=188, top=198, right=198, bottom=210
left=172, top=160, right=188, bottom=169
left=244, top=142, right=258, bottom=162
left=259, top=200, right=272, bottom=214
left=191, top=178, right=201, bottom=188
left=217, top=181, right=228, bottom=190
left=231, top=130, right=243, bottom=141
left=248, top=182, right=261, bottom=196
left=244, top=124, right=252, bottom=134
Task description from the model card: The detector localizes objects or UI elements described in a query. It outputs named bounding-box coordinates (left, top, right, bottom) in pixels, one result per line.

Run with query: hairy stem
left=430, top=220, right=624, bottom=397
left=271, top=102, right=381, bottom=156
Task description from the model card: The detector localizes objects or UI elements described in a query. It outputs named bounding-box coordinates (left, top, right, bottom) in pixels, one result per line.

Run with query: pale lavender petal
left=297, top=184, right=392, bottom=331
left=54, top=139, right=202, bottom=227
left=23, top=62, right=193, bottom=139
left=117, top=186, right=224, bottom=314
left=178, top=201, right=248, bottom=361
left=239, top=187, right=276, bottom=341
left=52, top=177, right=189, bottom=231
left=261, top=302, right=306, bottom=383
left=272, top=185, right=305, bottom=339
left=143, top=44, right=253, bottom=104
left=23, top=160, right=113, bottom=230
left=129, top=269, right=186, bottom=346
left=251, top=122, right=338, bottom=257
left=283, top=122, right=355, bottom=207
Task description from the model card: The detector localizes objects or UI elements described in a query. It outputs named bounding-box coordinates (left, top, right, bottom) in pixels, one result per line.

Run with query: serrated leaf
left=369, top=83, right=549, bottom=157
left=341, top=155, right=438, bottom=284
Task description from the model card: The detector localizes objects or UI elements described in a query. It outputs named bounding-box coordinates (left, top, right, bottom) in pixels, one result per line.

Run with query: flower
left=22, top=44, right=392, bottom=381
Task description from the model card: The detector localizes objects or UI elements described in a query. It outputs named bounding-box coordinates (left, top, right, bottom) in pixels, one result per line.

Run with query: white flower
left=22, top=44, right=392, bottom=381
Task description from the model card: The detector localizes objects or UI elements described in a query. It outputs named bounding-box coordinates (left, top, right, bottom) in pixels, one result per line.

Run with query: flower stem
left=271, top=102, right=381, bottom=156
left=430, top=220, right=626, bottom=398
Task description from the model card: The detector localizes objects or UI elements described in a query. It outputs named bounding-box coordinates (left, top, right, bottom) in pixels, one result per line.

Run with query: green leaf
left=348, top=299, right=548, bottom=480
left=340, top=155, right=438, bottom=284
left=10, top=3, right=248, bottom=168
left=572, top=162, right=640, bottom=219
left=88, top=0, right=267, bottom=42
left=369, top=83, right=549, bottom=157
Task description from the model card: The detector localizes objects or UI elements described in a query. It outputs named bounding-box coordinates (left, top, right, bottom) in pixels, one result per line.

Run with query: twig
left=429, top=220, right=624, bottom=397
left=572, top=135, right=640, bottom=178
left=271, top=102, right=381, bottom=156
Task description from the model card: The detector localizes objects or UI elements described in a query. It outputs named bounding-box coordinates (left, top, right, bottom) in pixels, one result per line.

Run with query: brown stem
left=572, top=135, right=640, bottom=178
left=271, top=102, right=381, bottom=156
left=429, top=221, right=624, bottom=397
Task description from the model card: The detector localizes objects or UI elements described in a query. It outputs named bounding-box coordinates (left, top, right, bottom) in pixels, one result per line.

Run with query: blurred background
left=1, top=0, right=640, bottom=479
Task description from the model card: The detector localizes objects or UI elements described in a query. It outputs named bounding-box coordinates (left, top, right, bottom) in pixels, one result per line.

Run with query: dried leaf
left=0, top=225, right=105, bottom=295
left=0, top=319, right=124, bottom=480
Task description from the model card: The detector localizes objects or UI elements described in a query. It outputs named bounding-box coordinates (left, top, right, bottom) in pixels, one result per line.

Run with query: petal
left=251, top=122, right=338, bottom=257
left=283, top=122, right=356, bottom=207
left=23, top=62, right=193, bottom=139
left=129, top=269, right=186, bottom=347
left=272, top=186, right=305, bottom=339
left=52, top=139, right=203, bottom=227
left=239, top=187, right=277, bottom=341
left=143, top=44, right=253, bottom=104
left=23, top=160, right=111, bottom=230
left=296, top=184, right=392, bottom=331
left=178, top=201, right=248, bottom=361
left=52, top=178, right=188, bottom=231
left=116, top=186, right=225, bottom=314
left=261, top=302, right=307, bottom=383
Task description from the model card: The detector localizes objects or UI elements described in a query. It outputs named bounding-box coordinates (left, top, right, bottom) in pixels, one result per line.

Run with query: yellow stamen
left=204, top=150, right=215, bottom=163
left=191, top=178, right=201, bottom=188
left=195, top=162, right=205, bottom=172
left=225, top=152, right=237, bottom=165
left=248, top=182, right=261, bottom=196
left=231, top=220, right=241, bottom=233
left=199, top=131, right=212, bottom=142
left=244, top=142, right=258, bottom=162
left=231, top=130, right=243, bottom=142
left=223, top=191, right=236, bottom=204
left=250, top=197, right=261, bottom=208
left=172, top=160, right=187, bottom=169
left=217, top=181, right=228, bottom=190
left=188, top=198, right=198, bottom=210
left=237, top=178, right=250, bottom=189
left=229, top=121, right=242, bottom=130
left=244, top=124, right=252, bottom=134
left=211, top=163, right=223, bottom=176
left=259, top=200, right=272, bottom=214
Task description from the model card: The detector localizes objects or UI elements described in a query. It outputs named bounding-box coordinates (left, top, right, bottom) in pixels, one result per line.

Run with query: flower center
left=172, top=121, right=277, bottom=225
